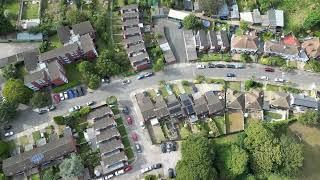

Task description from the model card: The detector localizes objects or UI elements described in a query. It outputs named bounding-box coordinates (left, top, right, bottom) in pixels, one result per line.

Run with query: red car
left=131, top=132, right=138, bottom=141
left=124, top=165, right=133, bottom=172
left=127, top=116, right=133, bottom=125
left=53, top=94, right=60, bottom=103
left=264, top=67, right=275, bottom=72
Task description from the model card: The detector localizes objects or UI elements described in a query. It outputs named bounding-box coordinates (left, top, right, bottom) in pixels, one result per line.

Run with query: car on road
left=140, top=166, right=153, bottom=174
left=226, top=73, right=236, bottom=77
left=122, top=106, right=129, bottom=115
left=126, top=116, right=133, bottom=125
left=178, top=22, right=183, bottom=29
left=4, top=131, right=14, bottom=137
left=274, top=78, right=285, bottom=83
left=101, top=77, right=110, bottom=84
left=105, top=174, right=114, bottom=179
left=3, top=125, right=12, bottom=131
left=59, top=93, right=65, bottom=101
left=69, top=105, right=81, bottom=113
left=144, top=72, right=154, bottom=77
left=131, top=132, right=138, bottom=141
left=86, top=101, right=95, bottom=106
left=260, top=76, right=269, bottom=81
left=63, top=92, right=68, bottom=99
left=208, top=63, right=215, bottom=68
left=168, top=168, right=175, bottom=178
left=215, top=64, right=226, bottom=68
left=226, top=64, right=236, bottom=68
left=67, top=90, right=74, bottom=99
left=137, top=74, right=145, bottom=80
left=122, top=79, right=131, bottom=85
left=196, top=64, right=206, bottom=69
left=38, top=109, right=47, bottom=114
left=48, top=105, right=56, bottom=111
left=152, top=163, right=162, bottom=169
left=135, top=143, right=142, bottom=153
left=265, top=67, right=275, bottom=72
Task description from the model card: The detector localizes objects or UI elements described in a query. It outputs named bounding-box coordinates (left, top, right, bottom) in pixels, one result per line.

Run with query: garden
left=21, top=0, right=40, bottom=20
left=1, top=0, right=20, bottom=24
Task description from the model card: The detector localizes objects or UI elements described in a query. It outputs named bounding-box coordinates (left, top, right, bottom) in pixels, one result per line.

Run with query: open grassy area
left=30, top=174, right=40, bottom=180
left=226, top=81, right=241, bottom=91
left=289, top=122, right=320, bottom=179
left=2, top=0, right=20, bottom=24
left=117, top=125, right=127, bottom=137
left=266, top=84, right=281, bottom=91
left=115, top=117, right=124, bottom=126
left=225, top=112, right=244, bottom=133
left=21, top=1, right=39, bottom=20
left=266, top=84, right=302, bottom=93
left=52, top=63, right=81, bottom=93
left=49, top=34, right=62, bottom=49
left=214, top=116, right=226, bottom=135
left=214, top=132, right=243, bottom=145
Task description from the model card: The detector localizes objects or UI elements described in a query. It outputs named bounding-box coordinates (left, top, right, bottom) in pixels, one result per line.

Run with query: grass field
left=21, top=1, right=39, bottom=20
left=226, top=81, right=241, bottom=91
left=226, top=111, right=244, bottom=133
left=289, top=122, right=320, bottom=179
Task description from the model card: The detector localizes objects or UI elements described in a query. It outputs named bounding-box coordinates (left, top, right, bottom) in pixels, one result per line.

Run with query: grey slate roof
left=166, top=94, right=184, bottom=117
left=93, top=117, right=116, bottom=131
left=98, top=139, right=123, bottom=155
left=129, top=52, right=150, bottom=64
left=123, top=12, right=139, bottom=19
left=57, top=26, right=71, bottom=44
left=220, top=31, right=230, bottom=48
left=179, top=93, right=195, bottom=115
left=87, top=106, right=113, bottom=120
left=46, top=60, right=62, bottom=81
left=38, top=43, right=79, bottom=62
left=3, top=135, right=76, bottom=176
left=197, top=30, right=209, bottom=47
left=124, top=27, right=141, bottom=36
left=204, top=91, right=225, bottom=114
left=122, top=19, right=139, bottom=27
left=127, top=43, right=146, bottom=54
left=269, top=92, right=290, bottom=109
left=154, top=96, right=169, bottom=118
left=121, top=4, right=138, bottom=12
left=183, top=30, right=198, bottom=61
left=96, top=128, right=120, bottom=143
left=208, top=31, right=218, bottom=48
left=245, top=90, right=263, bottom=110
left=101, top=151, right=127, bottom=167
left=124, top=35, right=144, bottom=45
left=136, top=93, right=155, bottom=120
left=290, top=94, right=319, bottom=109
left=72, top=21, right=95, bottom=36
left=193, top=95, right=209, bottom=115
left=23, top=51, right=39, bottom=72
left=80, top=34, right=96, bottom=53
left=226, top=89, right=245, bottom=110
left=24, top=70, right=46, bottom=84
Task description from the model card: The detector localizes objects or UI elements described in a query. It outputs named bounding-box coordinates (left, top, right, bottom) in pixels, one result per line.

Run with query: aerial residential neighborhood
left=0, top=0, right=319, bottom=180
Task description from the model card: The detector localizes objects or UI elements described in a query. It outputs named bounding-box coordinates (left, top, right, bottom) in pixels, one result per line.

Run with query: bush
left=182, top=80, right=189, bottom=86
left=106, top=96, right=117, bottom=105
left=195, top=75, right=206, bottom=83
left=260, top=56, right=286, bottom=67
left=54, top=116, right=65, bottom=125
left=79, top=106, right=91, bottom=116
left=240, top=54, right=252, bottom=63
left=244, top=80, right=262, bottom=91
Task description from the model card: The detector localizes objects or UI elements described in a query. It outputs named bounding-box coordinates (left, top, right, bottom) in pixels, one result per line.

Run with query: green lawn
left=52, top=63, right=81, bottom=93
left=31, top=174, right=40, bottom=180
left=113, top=35, right=123, bottom=43
left=226, top=81, right=241, bottom=91
left=117, top=125, right=127, bottom=137
left=171, top=84, right=181, bottom=96
left=21, top=2, right=39, bottom=20
left=121, top=136, right=131, bottom=148
left=159, top=86, right=169, bottom=98
left=265, top=111, right=282, bottom=120
left=115, top=117, right=124, bottom=126
left=266, top=84, right=281, bottom=91
left=32, top=131, right=41, bottom=142
left=125, top=147, right=134, bottom=160
left=214, top=116, right=226, bottom=135
left=49, top=34, right=62, bottom=49
left=214, top=132, right=243, bottom=145
left=2, top=0, right=20, bottom=23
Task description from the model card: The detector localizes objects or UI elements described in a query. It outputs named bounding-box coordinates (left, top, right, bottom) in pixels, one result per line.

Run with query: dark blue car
left=67, top=90, right=74, bottom=99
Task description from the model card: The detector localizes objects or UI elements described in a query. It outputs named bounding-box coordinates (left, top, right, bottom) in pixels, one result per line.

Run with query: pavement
left=0, top=42, right=40, bottom=59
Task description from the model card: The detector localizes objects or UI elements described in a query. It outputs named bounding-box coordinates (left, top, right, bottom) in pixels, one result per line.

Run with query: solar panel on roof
left=31, top=153, right=44, bottom=164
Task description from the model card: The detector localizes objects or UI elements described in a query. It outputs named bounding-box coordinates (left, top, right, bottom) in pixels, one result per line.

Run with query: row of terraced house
left=23, top=21, right=98, bottom=91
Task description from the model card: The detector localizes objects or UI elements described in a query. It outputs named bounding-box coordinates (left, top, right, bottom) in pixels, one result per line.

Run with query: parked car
left=137, top=74, right=144, bottom=80
left=178, top=21, right=183, bottom=29
left=196, top=64, right=205, bottom=69
left=115, top=169, right=124, bottom=176
left=226, top=73, right=236, bottom=77
left=105, top=174, right=114, bottom=179
left=38, top=109, right=47, bottom=114
left=122, top=79, right=131, bottom=85
left=63, top=92, right=68, bottom=99
left=124, top=165, right=132, bottom=172
left=73, top=89, right=79, bottom=97
left=215, top=64, right=225, bottom=68
left=140, top=166, right=153, bottom=174
left=152, top=163, right=162, bottom=169
left=67, top=89, right=74, bottom=99
left=265, top=67, right=275, bottom=72
left=86, top=101, right=95, bottom=106
left=226, top=64, right=236, bottom=68
left=3, top=125, right=12, bottom=131
left=59, top=93, right=65, bottom=101
left=69, top=105, right=81, bottom=113
left=144, top=72, right=154, bottom=77
left=135, top=143, right=142, bottom=153
left=127, top=116, right=133, bottom=125
left=101, top=77, right=110, bottom=83
left=4, top=131, right=14, bottom=137
left=160, top=143, right=166, bottom=153
left=168, top=168, right=175, bottom=178
left=131, top=132, right=138, bottom=141
left=207, top=63, right=215, bottom=68
left=274, top=78, right=285, bottom=83
left=122, top=106, right=129, bottom=115
left=48, top=105, right=56, bottom=111
left=260, top=76, right=269, bottom=81
left=76, top=87, right=84, bottom=96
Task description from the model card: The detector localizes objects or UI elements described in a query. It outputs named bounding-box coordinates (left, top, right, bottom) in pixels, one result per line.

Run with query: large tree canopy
left=0, top=100, right=18, bottom=123
left=2, top=79, right=33, bottom=104
left=198, top=0, right=223, bottom=16
left=176, top=135, right=217, bottom=180
left=0, top=8, right=14, bottom=35
left=30, top=92, right=51, bottom=108
left=182, top=14, right=201, bottom=30
left=59, top=154, right=84, bottom=180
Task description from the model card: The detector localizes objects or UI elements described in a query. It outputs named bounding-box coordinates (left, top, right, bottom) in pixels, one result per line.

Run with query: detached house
left=290, top=94, right=320, bottom=112
left=231, top=31, right=259, bottom=54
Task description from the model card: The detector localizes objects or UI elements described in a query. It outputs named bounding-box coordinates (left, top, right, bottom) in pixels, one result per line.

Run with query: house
left=226, top=89, right=245, bottom=110
left=302, top=37, right=320, bottom=60
left=79, top=34, right=98, bottom=59
left=127, top=43, right=146, bottom=56
left=204, top=91, right=225, bottom=115
left=46, top=60, right=68, bottom=86
left=129, top=52, right=151, bottom=71
left=209, top=30, right=229, bottom=52
left=24, top=70, right=50, bottom=91
left=193, top=95, right=209, bottom=117
left=93, top=117, right=117, bottom=132
left=168, top=9, right=190, bottom=21
left=231, top=31, right=259, bottom=54
left=72, top=21, right=95, bottom=39
left=98, top=139, right=124, bottom=157
left=196, top=30, right=210, bottom=52
left=96, top=128, right=121, bottom=144
left=120, top=4, right=138, bottom=14
left=208, top=31, right=219, bottom=52
left=179, top=93, right=197, bottom=123
left=183, top=30, right=198, bottom=62
left=230, top=4, right=240, bottom=20
left=240, top=9, right=261, bottom=24
left=122, top=12, right=139, bottom=21
left=87, top=106, right=113, bottom=121
left=136, top=93, right=156, bottom=121
left=264, top=40, right=309, bottom=62
left=122, top=19, right=140, bottom=30
left=23, top=51, right=39, bottom=73
left=124, top=35, right=144, bottom=48
left=290, top=94, right=319, bottom=111
left=166, top=94, right=184, bottom=119
left=184, top=0, right=193, bottom=11
left=38, top=43, right=82, bottom=64
left=3, top=135, right=76, bottom=176
left=57, top=26, right=71, bottom=44
left=101, top=151, right=128, bottom=174
left=267, top=92, right=291, bottom=110
left=123, top=27, right=141, bottom=38
left=261, top=9, right=284, bottom=29
left=245, top=90, right=263, bottom=111
left=155, top=23, right=177, bottom=64
left=154, top=96, right=169, bottom=119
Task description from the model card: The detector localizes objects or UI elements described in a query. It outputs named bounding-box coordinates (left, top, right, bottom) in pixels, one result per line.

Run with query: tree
left=303, top=9, right=320, bottom=30
left=306, top=59, right=320, bottom=72
left=2, top=79, right=33, bottom=104
left=0, top=101, right=17, bottom=123
left=152, top=58, right=165, bottom=72
left=53, top=116, right=65, bottom=125
left=65, top=8, right=90, bottom=25
left=2, top=64, right=17, bottom=80
left=240, top=21, right=249, bottom=32
left=77, top=61, right=95, bottom=77
left=180, top=124, right=192, bottom=139
left=88, top=74, right=101, bottom=90
left=217, top=145, right=248, bottom=178
left=176, top=135, right=217, bottom=180
left=198, top=0, right=223, bottom=16
left=59, top=154, right=84, bottom=179
left=281, top=63, right=295, bottom=72
left=240, top=54, right=252, bottom=63
left=30, top=92, right=51, bottom=108
left=79, top=106, right=91, bottom=116
left=144, top=174, right=157, bottom=180
left=258, top=0, right=276, bottom=13
left=42, top=168, right=58, bottom=180
left=298, top=110, right=320, bottom=126
left=182, top=14, right=201, bottom=30
left=95, top=50, right=121, bottom=77
left=244, top=80, right=262, bottom=91
left=0, top=8, right=14, bottom=35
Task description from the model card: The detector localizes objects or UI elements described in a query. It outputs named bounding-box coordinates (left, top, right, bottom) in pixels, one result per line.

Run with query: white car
left=196, top=64, right=205, bottom=69
left=140, top=166, right=153, bottom=174
left=74, top=105, right=81, bottom=111
left=260, top=76, right=268, bottom=81
left=86, top=101, right=95, bottom=106
left=4, top=131, right=14, bottom=137
left=115, top=169, right=124, bottom=176
left=63, top=92, right=68, bottom=99
left=105, top=174, right=114, bottom=179
left=122, top=79, right=131, bottom=85
left=274, top=78, right=285, bottom=83
left=60, top=93, right=65, bottom=101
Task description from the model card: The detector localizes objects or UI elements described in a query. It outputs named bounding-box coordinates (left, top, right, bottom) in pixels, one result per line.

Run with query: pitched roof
left=269, top=92, right=290, bottom=109
left=124, top=35, right=144, bottom=45
left=57, top=26, right=71, bottom=44
left=226, top=89, right=245, bottom=110
left=101, top=151, right=127, bottom=167
left=193, top=95, right=209, bottom=115
left=204, top=91, right=225, bottom=114
left=197, top=30, right=209, bottom=47
left=24, top=70, right=46, bottom=84
left=98, top=139, right=123, bottom=155
left=80, top=34, right=96, bottom=53
left=282, top=33, right=300, bottom=46
left=136, top=93, right=155, bottom=120
left=72, top=21, right=94, bottom=36
left=180, top=93, right=195, bottom=115
left=245, top=90, right=263, bottom=110
left=123, top=12, right=139, bottom=19
left=231, top=33, right=259, bottom=51
left=38, top=43, right=79, bottom=62
left=166, top=94, right=183, bottom=117
left=124, top=27, right=141, bottom=36
left=183, top=30, right=198, bottom=61
left=93, top=116, right=116, bottom=131
left=154, top=96, right=169, bottom=118
left=220, top=30, right=230, bottom=48
left=264, top=40, right=299, bottom=55
left=23, top=51, right=39, bottom=72
left=3, top=135, right=76, bottom=176
left=122, top=18, right=139, bottom=27
left=121, top=4, right=138, bottom=12
left=267, top=9, right=284, bottom=27
left=46, top=60, right=62, bottom=81
left=290, top=94, right=319, bottom=109
left=96, top=128, right=120, bottom=143
left=127, top=43, right=145, bottom=54
left=129, top=52, right=149, bottom=64
left=302, top=37, right=320, bottom=58
left=208, top=31, right=218, bottom=48
left=87, top=106, right=113, bottom=120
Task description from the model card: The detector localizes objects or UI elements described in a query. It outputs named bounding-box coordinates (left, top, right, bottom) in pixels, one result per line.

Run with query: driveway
left=154, top=19, right=187, bottom=63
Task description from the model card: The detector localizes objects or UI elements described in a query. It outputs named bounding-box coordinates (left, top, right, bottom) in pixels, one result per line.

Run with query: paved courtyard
left=0, top=42, right=40, bottom=59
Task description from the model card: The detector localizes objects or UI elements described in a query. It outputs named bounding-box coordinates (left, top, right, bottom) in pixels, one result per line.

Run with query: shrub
left=195, top=75, right=206, bottom=83
left=79, top=106, right=91, bottom=116
left=53, top=116, right=65, bottom=125
left=244, top=80, right=262, bottom=91
left=181, top=80, right=189, bottom=86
